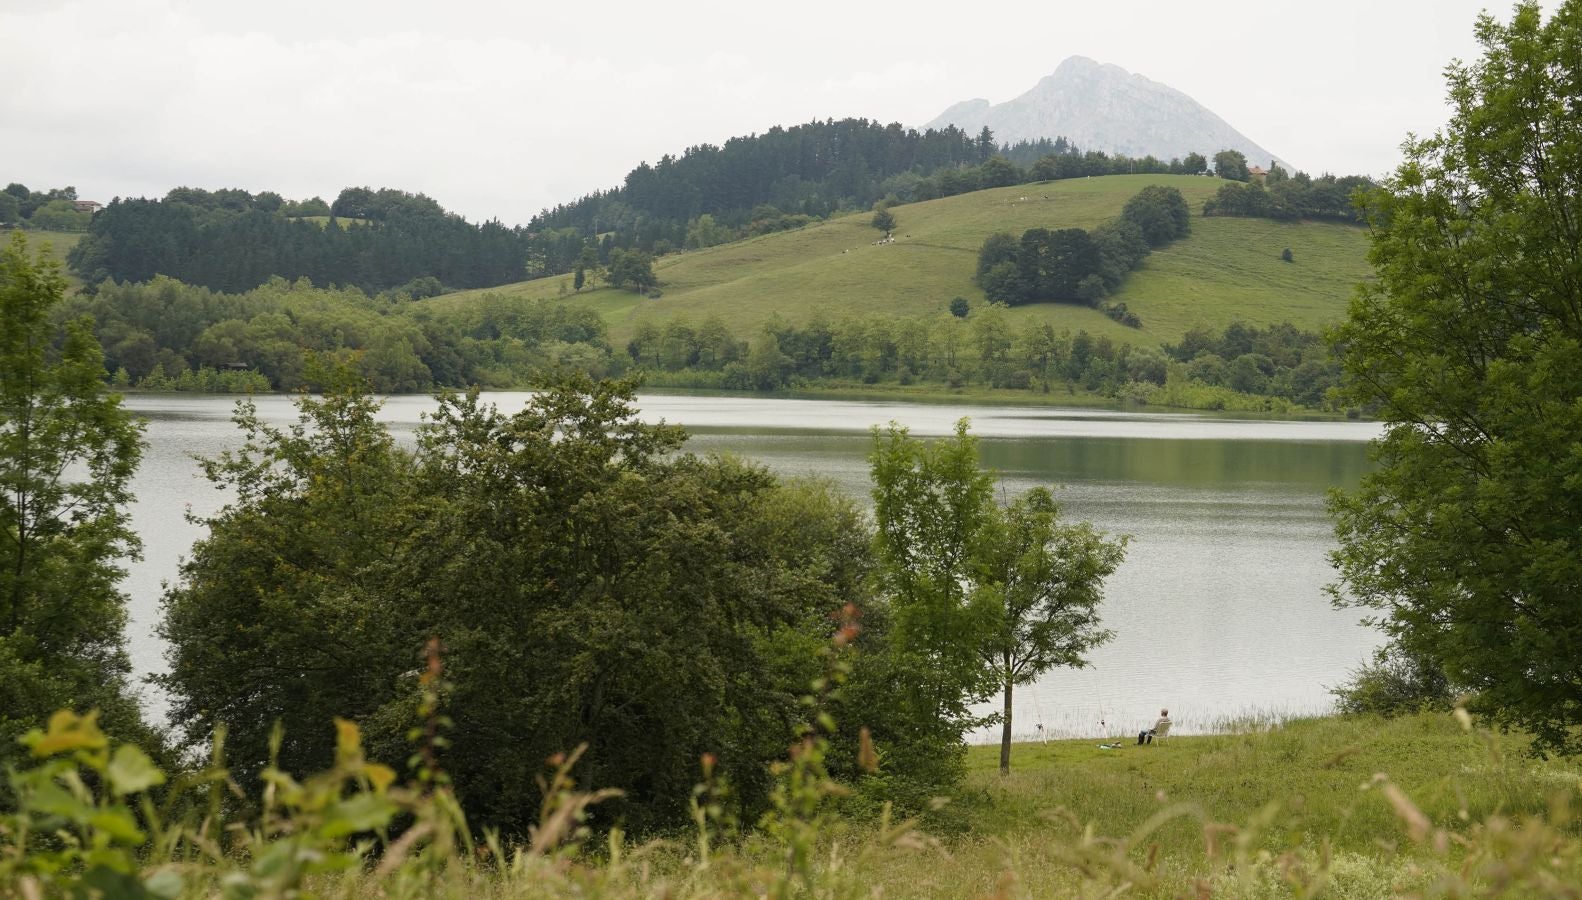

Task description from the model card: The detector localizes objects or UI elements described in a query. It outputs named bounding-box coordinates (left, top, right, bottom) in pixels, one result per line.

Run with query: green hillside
left=15, top=230, right=84, bottom=290
left=432, top=175, right=1371, bottom=346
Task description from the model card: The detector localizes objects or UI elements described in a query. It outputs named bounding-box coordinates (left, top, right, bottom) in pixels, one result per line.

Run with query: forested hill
left=68, top=187, right=530, bottom=295
left=528, top=118, right=1209, bottom=249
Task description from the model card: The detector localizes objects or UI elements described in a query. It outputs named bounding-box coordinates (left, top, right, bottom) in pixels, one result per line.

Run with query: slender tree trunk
left=999, top=671, right=1013, bottom=775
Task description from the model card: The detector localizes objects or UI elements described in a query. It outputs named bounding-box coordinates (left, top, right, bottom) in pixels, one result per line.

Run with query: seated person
left=1137, top=708, right=1171, bottom=745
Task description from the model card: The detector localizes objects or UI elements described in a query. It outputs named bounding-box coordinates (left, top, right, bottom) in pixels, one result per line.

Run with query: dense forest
left=67, top=187, right=529, bottom=294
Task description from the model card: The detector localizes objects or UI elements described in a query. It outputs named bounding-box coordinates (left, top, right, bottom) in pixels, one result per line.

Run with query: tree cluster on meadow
left=974, top=185, right=1191, bottom=320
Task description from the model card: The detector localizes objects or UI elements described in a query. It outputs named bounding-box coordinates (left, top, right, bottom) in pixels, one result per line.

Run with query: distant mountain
left=925, top=56, right=1286, bottom=170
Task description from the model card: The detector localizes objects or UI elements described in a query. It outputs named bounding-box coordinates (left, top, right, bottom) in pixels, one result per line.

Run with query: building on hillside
left=73, top=200, right=104, bottom=214
left=1248, top=166, right=1268, bottom=184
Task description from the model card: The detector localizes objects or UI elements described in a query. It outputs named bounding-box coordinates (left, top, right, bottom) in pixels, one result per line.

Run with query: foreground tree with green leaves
left=1330, top=1, right=1582, bottom=754
left=160, top=370, right=874, bottom=833
left=978, top=488, right=1126, bottom=774
left=867, top=421, right=1125, bottom=778
left=0, top=232, right=154, bottom=771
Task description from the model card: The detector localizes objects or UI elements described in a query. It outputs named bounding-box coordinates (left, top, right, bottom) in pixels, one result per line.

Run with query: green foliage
left=1119, top=184, right=1190, bottom=247
left=974, top=186, right=1188, bottom=313
left=605, top=248, right=657, bottom=292
left=1332, top=644, right=1457, bottom=717
left=1203, top=172, right=1374, bottom=222
left=0, top=232, right=153, bottom=776
left=977, top=488, right=1126, bottom=773
left=69, top=186, right=530, bottom=294
left=1213, top=149, right=1250, bottom=182
left=1329, top=0, right=1582, bottom=755
left=28, top=199, right=90, bottom=232
left=870, top=204, right=895, bottom=233
left=866, top=421, right=999, bottom=789
left=1165, top=320, right=1340, bottom=407
left=159, top=371, right=874, bottom=834
left=948, top=297, right=969, bottom=318
left=56, top=276, right=616, bottom=392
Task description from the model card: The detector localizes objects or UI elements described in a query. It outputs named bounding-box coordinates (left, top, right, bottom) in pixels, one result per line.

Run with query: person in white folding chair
left=1137, top=708, right=1172, bottom=745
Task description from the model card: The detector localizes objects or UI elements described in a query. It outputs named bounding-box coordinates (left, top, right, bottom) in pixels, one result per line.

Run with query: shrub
left=1331, top=645, right=1457, bottom=717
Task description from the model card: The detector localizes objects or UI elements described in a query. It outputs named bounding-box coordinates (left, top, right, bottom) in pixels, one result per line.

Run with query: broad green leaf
left=107, top=744, right=166, bottom=796
left=89, top=806, right=147, bottom=845
left=320, top=793, right=398, bottom=839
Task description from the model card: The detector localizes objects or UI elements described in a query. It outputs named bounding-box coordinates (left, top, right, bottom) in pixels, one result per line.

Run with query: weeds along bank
left=5, top=707, right=1579, bottom=897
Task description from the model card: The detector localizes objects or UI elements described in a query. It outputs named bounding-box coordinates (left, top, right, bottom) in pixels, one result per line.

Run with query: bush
left=1332, top=645, right=1456, bottom=717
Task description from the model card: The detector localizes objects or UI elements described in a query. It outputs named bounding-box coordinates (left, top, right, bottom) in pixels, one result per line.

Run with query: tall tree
left=869, top=421, right=999, bottom=733
left=0, top=232, right=150, bottom=762
left=977, top=488, right=1126, bottom=773
left=1329, top=1, right=1582, bottom=754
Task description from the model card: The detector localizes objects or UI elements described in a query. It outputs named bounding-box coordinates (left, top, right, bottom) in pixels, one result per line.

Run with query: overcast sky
left=2, top=0, right=1530, bottom=224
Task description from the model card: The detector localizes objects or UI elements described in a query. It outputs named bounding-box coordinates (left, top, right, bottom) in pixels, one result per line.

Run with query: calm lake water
left=121, top=392, right=1382, bottom=742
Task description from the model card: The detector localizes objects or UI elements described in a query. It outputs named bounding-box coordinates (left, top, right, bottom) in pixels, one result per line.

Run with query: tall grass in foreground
left=4, top=703, right=1579, bottom=897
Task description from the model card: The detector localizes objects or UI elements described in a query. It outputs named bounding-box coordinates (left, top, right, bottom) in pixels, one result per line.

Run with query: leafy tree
left=871, top=204, right=896, bottom=234
left=1019, top=228, right=1101, bottom=303
left=0, top=233, right=152, bottom=767
left=1214, top=150, right=1250, bottom=182
left=978, top=156, right=1022, bottom=188
left=868, top=421, right=999, bottom=783
left=29, top=200, right=90, bottom=231
left=1182, top=152, right=1207, bottom=174
left=975, top=232, right=1019, bottom=282
left=949, top=297, right=969, bottom=318
left=1120, top=185, right=1190, bottom=247
left=0, top=192, right=18, bottom=224
left=977, top=488, right=1125, bottom=773
left=605, top=248, right=657, bottom=292
left=1329, top=1, right=1582, bottom=754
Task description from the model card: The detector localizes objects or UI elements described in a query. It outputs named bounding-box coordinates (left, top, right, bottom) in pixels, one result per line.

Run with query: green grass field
left=871, top=712, right=1581, bottom=895
left=430, top=175, right=1372, bottom=347
left=14, top=229, right=83, bottom=289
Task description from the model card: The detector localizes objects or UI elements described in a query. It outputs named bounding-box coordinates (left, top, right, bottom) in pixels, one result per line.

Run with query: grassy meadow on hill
left=432, top=175, right=1373, bottom=347
left=15, top=229, right=83, bottom=289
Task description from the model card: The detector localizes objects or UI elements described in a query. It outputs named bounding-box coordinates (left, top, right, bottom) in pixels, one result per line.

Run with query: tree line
left=1203, top=167, right=1375, bottom=223
left=66, top=186, right=531, bottom=295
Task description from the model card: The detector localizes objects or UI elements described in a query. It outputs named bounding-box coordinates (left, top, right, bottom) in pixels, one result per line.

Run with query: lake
left=120, top=392, right=1382, bottom=742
